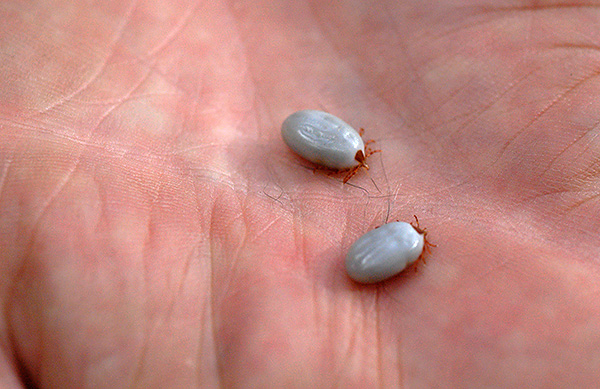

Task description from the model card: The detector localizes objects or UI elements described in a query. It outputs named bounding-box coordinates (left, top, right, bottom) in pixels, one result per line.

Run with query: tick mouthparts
left=363, top=163, right=369, bottom=170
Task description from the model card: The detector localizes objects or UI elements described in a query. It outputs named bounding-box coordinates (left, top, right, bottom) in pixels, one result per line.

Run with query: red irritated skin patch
left=281, top=110, right=380, bottom=183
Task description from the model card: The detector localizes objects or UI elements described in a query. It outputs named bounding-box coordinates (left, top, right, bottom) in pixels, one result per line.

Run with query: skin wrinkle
left=3, top=0, right=600, bottom=386
left=220, top=6, right=257, bottom=129
left=129, top=316, right=150, bottom=387
left=35, top=0, right=140, bottom=117
left=490, top=74, right=592, bottom=169
left=0, top=157, right=12, bottom=204
left=396, top=334, right=405, bottom=389
left=113, top=54, right=197, bottom=104
left=466, top=44, right=537, bottom=113
left=313, top=244, right=329, bottom=380
left=0, top=117, right=119, bottom=154
left=479, top=3, right=600, bottom=13
left=230, top=209, right=248, bottom=290
left=25, top=58, right=157, bottom=243
left=151, top=62, right=208, bottom=115
left=475, top=257, right=514, bottom=283
left=352, top=297, right=375, bottom=382
left=336, top=290, right=361, bottom=384
left=538, top=129, right=597, bottom=182
left=247, top=214, right=283, bottom=243
left=381, top=3, right=436, bottom=118
left=578, top=161, right=600, bottom=187
left=441, top=65, right=540, bottom=136
left=312, top=3, right=417, bottom=120
left=76, top=92, right=182, bottom=107
left=338, top=306, right=358, bottom=382
left=29, top=150, right=80, bottom=233
left=552, top=43, right=600, bottom=51
left=38, top=313, right=52, bottom=386
left=310, top=266, right=319, bottom=355
left=523, top=188, right=589, bottom=206
left=420, top=10, right=503, bottom=43
left=322, top=207, right=363, bottom=383
left=132, top=192, right=209, bottom=385
left=534, top=88, right=600, bottom=185
left=144, top=1, right=200, bottom=59
left=130, top=164, right=164, bottom=386
left=566, top=191, right=600, bottom=212
left=206, top=189, right=222, bottom=388
left=296, top=208, right=310, bottom=278
left=427, top=73, right=479, bottom=125
left=91, top=65, right=155, bottom=131
left=165, top=234, right=195, bottom=333
left=117, top=167, right=163, bottom=387
left=210, top=200, right=242, bottom=303
left=374, top=290, right=384, bottom=387
left=572, top=123, right=600, bottom=162
left=189, top=243, right=209, bottom=386
left=100, top=141, right=196, bottom=385
left=4, top=290, right=31, bottom=385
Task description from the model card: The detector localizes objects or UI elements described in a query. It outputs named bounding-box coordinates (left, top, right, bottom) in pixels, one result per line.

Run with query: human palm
left=1, top=1, right=599, bottom=387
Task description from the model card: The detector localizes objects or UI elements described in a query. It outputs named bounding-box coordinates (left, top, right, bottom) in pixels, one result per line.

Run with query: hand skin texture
left=1, top=1, right=600, bottom=387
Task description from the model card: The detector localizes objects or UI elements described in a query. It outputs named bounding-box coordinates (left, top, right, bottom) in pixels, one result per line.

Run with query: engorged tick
left=345, top=216, right=435, bottom=284
left=281, top=110, right=380, bottom=183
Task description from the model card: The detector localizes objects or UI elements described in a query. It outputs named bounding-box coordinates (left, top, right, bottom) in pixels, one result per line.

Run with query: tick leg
left=343, top=165, right=361, bottom=183
left=410, top=215, right=424, bottom=233
left=358, top=129, right=381, bottom=158
left=365, top=147, right=381, bottom=157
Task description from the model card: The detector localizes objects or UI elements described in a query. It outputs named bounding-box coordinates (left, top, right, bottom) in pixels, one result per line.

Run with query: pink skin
left=1, top=1, right=599, bottom=387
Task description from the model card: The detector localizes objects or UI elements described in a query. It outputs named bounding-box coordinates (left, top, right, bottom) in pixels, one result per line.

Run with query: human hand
left=1, top=1, right=598, bottom=387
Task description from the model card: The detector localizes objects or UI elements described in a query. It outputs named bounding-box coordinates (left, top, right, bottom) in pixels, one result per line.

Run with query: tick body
left=281, top=110, right=378, bottom=182
left=345, top=220, right=429, bottom=284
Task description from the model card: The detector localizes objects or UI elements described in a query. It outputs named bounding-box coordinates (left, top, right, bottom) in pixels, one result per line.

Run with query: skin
left=1, top=0, right=599, bottom=387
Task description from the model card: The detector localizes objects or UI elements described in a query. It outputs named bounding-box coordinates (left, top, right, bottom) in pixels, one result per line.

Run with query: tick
left=281, top=109, right=379, bottom=183
left=345, top=216, right=434, bottom=284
